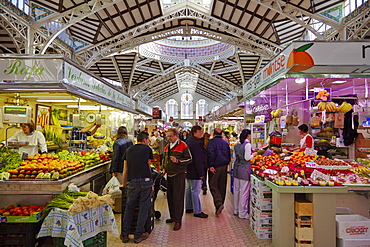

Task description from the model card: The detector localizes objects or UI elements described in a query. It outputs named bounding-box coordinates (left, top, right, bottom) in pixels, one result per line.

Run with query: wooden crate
left=295, top=227, right=313, bottom=241
left=295, top=216, right=313, bottom=228
left=295, top=240, right=314, bottom=247
left=295, top=199, right=313, bottom=216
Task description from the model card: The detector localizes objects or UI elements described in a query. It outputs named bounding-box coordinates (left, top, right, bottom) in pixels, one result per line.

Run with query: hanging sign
left=169, top=116, right=174, bottom=122
left=152, top=107, right=161, bottom=119
left=252, top=104, right=272, bottom=122
left=314, top=88, right=332, bottom=101
left=199, top=116, right=203, bottom=122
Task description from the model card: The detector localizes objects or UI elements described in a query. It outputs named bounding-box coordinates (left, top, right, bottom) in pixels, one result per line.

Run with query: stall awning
left=241, top=41, right=370, bottom=103
left=0, top=55, right=139, bottom=114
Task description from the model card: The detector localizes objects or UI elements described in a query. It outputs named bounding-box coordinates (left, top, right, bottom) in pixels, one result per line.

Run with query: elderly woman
left=1, top=121, right=47, bottom=156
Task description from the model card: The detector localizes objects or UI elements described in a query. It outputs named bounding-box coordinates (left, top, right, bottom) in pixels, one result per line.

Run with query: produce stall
left=240, top=41, right=370, bottom=245
left=0, top=55, right=142, bottom=209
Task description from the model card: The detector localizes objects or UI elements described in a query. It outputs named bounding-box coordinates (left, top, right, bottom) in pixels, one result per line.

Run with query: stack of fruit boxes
left=250, top=175, right=272, bottom=239
left=295, top=199, right=314, bottom=247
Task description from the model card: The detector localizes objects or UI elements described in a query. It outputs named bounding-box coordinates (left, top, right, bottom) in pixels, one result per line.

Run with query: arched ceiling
left=0, top=0, right=369, bottom=106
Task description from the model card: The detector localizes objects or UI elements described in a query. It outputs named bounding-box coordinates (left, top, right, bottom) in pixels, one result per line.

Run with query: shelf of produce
left=0, top=161, right=110, bottom=194
left=264, top=179, right=348, bottom=194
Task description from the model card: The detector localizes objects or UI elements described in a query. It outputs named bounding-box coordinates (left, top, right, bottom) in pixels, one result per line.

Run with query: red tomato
left=23, top=211, right=30, bottom=216
left=15, top=209, right=23, bottom=215
left=7, top=205, right=15, bottom=210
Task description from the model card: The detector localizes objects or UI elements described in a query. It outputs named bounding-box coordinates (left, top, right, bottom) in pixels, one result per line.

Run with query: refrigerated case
left=249, top=123, right=267, bottom=149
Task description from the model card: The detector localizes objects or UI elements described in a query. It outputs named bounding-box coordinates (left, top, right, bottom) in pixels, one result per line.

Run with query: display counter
left=264, top=179, right=349, bottom=247
left=0, top=161, right=111, bottom=208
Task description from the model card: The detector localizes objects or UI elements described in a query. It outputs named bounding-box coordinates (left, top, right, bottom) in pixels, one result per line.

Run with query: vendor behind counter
left=0, top=121, right=47, bottom=156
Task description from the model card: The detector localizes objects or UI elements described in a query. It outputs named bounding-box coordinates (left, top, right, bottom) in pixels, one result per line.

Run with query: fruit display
left=317, top=101, right=337, bottom=112
left=3, top=151, right=110, bottom=180
left=315, top=157, right=350, bottom=167
left=336, top=101, right=352, bottom=113
left=316, top=126, right=335, bottom=138
left=271, top=109, right=283, bottom=118
left=351, top=168, right=370, bottom=178
left=0, top=204, right=45, bottom=216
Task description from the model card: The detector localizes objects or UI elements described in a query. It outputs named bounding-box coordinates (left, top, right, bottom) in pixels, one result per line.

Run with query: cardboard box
left=355, top=134, right=370, bottom=158
left=251, top=175, right=272, bottom=194
left=295, top=226, right=314, bottom=241
left=336, top=238, right=370, bottom=247
left=295, top=240, right=314, bottom=247
left=250, top=206, right=272, bottom=225
left=0, top=210, right=43, bottom=223
left=250, top=218, right=272, bottom=239
left=251, top=187, right=272, bottom=198
left=336, top=214, right=370, bottom=239
left=250, top=193, right=272, bottom=211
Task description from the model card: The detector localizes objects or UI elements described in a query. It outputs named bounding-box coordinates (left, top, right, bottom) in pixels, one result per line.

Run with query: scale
left=2, top=106, right=32, bottom=147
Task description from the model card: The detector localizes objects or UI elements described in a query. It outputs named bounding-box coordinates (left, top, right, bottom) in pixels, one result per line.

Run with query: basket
left=52, top=231, right=107, bottom=247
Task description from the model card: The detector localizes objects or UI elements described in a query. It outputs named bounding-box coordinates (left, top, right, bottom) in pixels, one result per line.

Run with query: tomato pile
left=0, top=204, right=45, bottom=216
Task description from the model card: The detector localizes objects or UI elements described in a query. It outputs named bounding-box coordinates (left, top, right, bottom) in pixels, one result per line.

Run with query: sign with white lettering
left=0, top=58, right=61, bottom=82
left=137, top=100, right=152, bottom=115
left=63, top=62, right=134, bottom=109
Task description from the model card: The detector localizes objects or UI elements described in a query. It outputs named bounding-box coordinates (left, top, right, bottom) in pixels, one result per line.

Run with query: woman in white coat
left=233, top=129, right=256, bottom=219
left=1, top=122, right=47, bottom=156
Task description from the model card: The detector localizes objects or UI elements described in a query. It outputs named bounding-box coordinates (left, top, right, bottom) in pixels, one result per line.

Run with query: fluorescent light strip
left=36, top=99, right=87, bottom=103
left=332, top=80, right=347, bottom=84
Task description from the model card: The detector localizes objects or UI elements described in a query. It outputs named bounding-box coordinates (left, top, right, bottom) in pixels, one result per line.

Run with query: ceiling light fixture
left=295, top=78, right=306, bottom=84
left=332, top=80, right=347, bottom=84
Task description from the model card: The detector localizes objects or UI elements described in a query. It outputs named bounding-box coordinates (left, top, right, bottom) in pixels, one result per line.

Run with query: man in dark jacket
left=206, top=128, right=231, bottom=216
left=163, top=128, right=192, bottom=231
left=185, top=126, right=208, bottom=219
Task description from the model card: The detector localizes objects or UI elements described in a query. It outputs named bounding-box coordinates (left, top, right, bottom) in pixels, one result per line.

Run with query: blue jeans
left=185, top=179, right=202, bottom=214
left=122, top=178, right=152, bottom=239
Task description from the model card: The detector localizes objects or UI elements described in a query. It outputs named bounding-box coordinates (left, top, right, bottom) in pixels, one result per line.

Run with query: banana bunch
left=337, top=102, right=352, bottom=113
left=351, top=168, right=370, bottom=178
left=271, top=109, right=283, bottom=118
left=317, top=101, right=336, bottom=112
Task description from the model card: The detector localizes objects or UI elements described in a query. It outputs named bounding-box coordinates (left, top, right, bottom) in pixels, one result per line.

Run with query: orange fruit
left=286, top=43, right=314, bottom=72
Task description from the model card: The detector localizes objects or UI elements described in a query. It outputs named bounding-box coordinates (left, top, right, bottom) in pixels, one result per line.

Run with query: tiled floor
left=107, top=186, right=273, bottom=247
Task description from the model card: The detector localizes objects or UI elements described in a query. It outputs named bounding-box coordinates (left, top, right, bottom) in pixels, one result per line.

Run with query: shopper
left=206, top=128, right=231, bottom=216
left=185, top=126, right=208, bottom=218
left=292, top=124, right=315, bottom=154
left=223, top=131, right=230, bottom=144
left=200, top=132, right=211, bottom=195
left=70, top=122, right=101, bottom=149
left=151, top=131, right=165, bottom=161
left=180, top=131, right=189, bottom=142
left=163, top=128, right=192, bottom=231
left=233, top=129, right=256, bottom=219
left=111, top=126, right=133, bottom=184
left=121, top=132, right=153, bottom=244
left=0, top=121, right=47, bottom=156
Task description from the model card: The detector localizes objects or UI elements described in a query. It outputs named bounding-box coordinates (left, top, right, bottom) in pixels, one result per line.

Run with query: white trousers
left=233, top=178, right=251, bottom=219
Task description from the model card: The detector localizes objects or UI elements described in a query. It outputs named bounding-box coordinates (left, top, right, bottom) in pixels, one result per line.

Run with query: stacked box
left=250, top=175, right=272, bottom=239
left=295, top=199, right=314, bottom=247
left=336, top=214, right=370, bottom=245
left=250, top=217, right=272, bottom=239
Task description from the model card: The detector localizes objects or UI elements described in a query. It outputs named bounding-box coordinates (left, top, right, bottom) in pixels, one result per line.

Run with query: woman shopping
left=233, top=129, right=256, bottom=219
left=0, top=121, right=47, bottom=156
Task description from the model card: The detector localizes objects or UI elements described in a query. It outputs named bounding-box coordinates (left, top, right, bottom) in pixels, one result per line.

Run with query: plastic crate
left=0, top=221, right=42, bottom=246
left=52, top=231, right=107, bottom=247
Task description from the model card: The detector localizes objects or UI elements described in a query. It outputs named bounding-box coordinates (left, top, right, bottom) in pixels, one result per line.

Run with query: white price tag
left=284, top=156, right=291, bottom=160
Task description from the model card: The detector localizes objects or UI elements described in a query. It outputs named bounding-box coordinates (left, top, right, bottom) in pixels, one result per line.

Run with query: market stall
left=0, top=55, right=141, bottom=206
left=240, top=41, right=370, bottom=246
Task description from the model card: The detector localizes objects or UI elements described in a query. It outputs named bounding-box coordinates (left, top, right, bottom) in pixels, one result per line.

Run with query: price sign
left=305, top=162, right=317, bottom=168
left=284, top=156, right=291, bottom=160
left=310, top=169, right=330, bottom=181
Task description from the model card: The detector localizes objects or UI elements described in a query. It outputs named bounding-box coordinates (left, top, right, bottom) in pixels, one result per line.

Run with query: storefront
left=240, top=41, right=370, bottom=246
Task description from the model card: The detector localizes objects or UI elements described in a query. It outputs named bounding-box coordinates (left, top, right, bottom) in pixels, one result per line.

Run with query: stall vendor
left=70, top=123, right=101, bottom=149
left=0, top=122, right=47, bottom=156
left=292, top=124, right=314, bottom=153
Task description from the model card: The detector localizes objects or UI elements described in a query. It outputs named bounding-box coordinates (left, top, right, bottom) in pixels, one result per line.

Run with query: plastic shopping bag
left=102, top=176, right=122, bottom=197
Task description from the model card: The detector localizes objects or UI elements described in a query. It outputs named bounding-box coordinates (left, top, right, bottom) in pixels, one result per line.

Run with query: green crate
left=52, top=231, right=107, bottom=247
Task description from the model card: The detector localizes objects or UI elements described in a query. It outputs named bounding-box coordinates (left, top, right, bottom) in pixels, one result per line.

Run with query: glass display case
left=248, top=123, right=267, bottom=149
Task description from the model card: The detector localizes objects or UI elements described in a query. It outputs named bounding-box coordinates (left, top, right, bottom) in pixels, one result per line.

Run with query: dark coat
left=163, top=140, right=192, bottom=175
left=186, top=136, right=205, bottom=179
left=206, top=136, right=231, bottom=168
left=343, top=110, right=358, bottom=146
left=110, top=137, right=133, bottom=173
